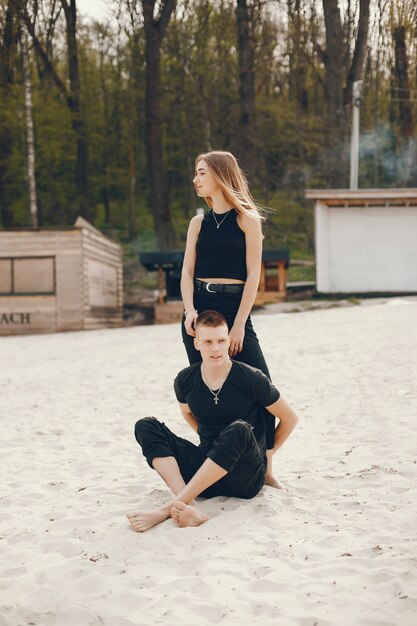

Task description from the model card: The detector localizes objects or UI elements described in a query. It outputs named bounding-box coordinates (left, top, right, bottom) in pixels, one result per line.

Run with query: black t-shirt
left=174, top=360, right=280, bottom=453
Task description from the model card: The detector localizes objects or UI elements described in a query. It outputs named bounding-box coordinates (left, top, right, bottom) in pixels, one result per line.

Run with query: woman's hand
left=229, top=321, right=245, bottom=357
left=184, top=309, right=198, bottom=337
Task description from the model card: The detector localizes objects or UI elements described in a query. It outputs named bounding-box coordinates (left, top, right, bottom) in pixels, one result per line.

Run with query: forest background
left=1, top=0, right=416, bottom=290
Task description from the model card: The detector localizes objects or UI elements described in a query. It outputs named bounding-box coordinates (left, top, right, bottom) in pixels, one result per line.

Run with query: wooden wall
left=80, top=220, right=123, bottom=329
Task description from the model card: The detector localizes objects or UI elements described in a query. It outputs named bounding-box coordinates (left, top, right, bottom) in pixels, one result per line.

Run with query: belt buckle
left=205, top=282, right=216, bottom=293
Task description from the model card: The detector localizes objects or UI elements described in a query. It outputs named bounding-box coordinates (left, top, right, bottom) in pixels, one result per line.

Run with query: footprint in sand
left=0, top=565, right=27, bottom=578
left=40, top=540, right=81, bottom=558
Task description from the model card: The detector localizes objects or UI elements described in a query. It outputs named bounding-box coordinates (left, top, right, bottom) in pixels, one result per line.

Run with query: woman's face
left=193, top=160, right=220, bottom=198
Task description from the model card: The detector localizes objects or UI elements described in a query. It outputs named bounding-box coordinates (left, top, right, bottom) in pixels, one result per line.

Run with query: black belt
left=194, top=279, right=245, bottom=294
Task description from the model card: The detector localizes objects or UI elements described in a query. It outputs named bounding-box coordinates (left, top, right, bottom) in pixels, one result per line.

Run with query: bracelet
left=184, top=308, right=198, bottom=316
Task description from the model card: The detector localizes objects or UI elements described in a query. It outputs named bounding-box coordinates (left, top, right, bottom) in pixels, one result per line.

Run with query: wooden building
left=0, top=217, right=123, bottom=335
left=305, top=189, right=417, bottom=294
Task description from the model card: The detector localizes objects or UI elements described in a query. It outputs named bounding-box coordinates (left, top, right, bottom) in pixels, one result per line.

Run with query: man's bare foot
left=264, top=474, right=287, bottom=490
left=171, top=501, right=209, bottom=528
left=126, top=507, right=170, bottom=532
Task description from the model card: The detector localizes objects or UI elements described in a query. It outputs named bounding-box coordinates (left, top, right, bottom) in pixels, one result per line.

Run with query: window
left=0, top=257, right=55, bottom=295
left=0, top=259, right=12, bottom=293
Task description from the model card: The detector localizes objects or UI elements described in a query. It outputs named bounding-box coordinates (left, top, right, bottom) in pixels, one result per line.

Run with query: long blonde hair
left=195, top=151, right=265, bottom=221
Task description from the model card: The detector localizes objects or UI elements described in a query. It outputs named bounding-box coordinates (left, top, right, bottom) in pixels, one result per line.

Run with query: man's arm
left=266, top=395, right=299, bottom=452
left=264, top=395, right=299, bottom=486
left=178, top=402, right=199, bottom=433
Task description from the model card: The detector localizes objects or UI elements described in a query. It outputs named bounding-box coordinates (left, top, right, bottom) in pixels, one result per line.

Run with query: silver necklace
left=212, top=209, right=232, bottom=229
left=201, top=360, right=232, bottom=405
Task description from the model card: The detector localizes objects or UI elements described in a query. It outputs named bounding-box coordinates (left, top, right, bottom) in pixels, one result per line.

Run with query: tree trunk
left=21, top=30, right=39, bottom=228
left=129, top=142, right=137, bottom=239
left=287, top=0, right=307, bottom=170
left=393, top=25, right=413, bottom=140
left=61, top=0, right=91, bottom=220
left=98, top=37, right=111, bottom=226
left=0, top=1, right=18, bottom=228
left=142, top=0, right=176, bottom=250
left=322, top=0, right=370, bottom=187
left=322, top=0, right=345, bottom=187
left=345, top=0, right=370, bottom=105
left=236, top=0, right=256, bottom=182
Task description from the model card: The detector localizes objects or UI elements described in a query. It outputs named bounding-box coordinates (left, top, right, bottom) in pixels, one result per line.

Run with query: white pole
left=350, top=80, right=362, bottom=190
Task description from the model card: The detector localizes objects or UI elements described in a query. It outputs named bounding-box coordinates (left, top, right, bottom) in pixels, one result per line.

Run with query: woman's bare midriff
left=196, top=278, right=245, bottom=285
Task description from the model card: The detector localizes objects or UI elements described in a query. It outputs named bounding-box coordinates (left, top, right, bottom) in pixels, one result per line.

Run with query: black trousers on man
left=135, top=417, right=266, bottom=499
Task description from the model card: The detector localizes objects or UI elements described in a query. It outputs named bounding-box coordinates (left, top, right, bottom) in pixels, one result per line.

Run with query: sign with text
left=0, top=312, right=31, bottom=325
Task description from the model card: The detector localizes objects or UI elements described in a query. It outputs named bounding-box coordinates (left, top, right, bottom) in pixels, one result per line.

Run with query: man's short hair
left=195, top=309, right=228, bottom=331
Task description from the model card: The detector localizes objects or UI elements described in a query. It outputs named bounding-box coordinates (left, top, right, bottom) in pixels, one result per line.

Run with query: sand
left=0, top=297, right=416, bottom=626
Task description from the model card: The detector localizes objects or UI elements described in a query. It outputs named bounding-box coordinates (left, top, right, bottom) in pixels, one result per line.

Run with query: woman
left=180, top=151, right=280, bottom=487
left=181, top=149, right=268, bottom=368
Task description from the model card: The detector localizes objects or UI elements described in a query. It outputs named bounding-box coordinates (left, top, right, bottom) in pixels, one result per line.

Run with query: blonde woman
left=180, top=151, right=280, bottom=483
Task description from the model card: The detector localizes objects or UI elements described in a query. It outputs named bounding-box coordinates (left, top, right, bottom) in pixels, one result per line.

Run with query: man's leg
left=127, top=417, right=209, bottom=532
left=171, top=420, right=266, bottom=527
left=129, top=456, right=226, bottom=531
left=127, top=455, right=209, bottom=532
left=129, top=418, right=264, bottom=532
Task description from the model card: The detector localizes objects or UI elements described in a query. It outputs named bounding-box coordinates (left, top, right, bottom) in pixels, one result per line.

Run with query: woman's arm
left=229, top=215, right=263, bottom=356
left=181, top=215, right=203, bottom=337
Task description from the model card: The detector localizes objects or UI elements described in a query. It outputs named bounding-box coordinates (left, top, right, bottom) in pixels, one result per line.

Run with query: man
left=127, top=310, right=299, bottom=532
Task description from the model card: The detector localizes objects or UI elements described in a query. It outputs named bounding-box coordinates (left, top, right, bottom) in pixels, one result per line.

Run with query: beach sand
left=0, top=298, right=416, bottom=626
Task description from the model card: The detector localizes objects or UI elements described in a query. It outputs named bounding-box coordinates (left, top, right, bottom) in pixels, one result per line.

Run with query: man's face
left=194, top=324, right=230, bottom=367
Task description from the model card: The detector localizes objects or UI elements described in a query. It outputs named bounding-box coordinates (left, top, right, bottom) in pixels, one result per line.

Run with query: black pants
left=181, top=287, right=270, bottom=378
left=135, top=417, right=266, bottom=499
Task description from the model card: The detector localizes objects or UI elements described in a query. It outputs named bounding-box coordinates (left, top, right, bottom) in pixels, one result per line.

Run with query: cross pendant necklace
left=202, top=360, right=232, bottom=405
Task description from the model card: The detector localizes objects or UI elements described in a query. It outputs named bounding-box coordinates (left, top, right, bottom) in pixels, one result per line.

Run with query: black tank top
left=194, top=209, right=247, bottom=281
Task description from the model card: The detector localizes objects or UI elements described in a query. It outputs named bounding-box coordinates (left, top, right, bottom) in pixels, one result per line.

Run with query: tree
left=21, top=0, right=91, bottom=220
left=321, top=0, right=370, bottom=186
left=0, top=0, right=18, bottom=227
left=392, top=25, right=413, bottom=140
left=142, top=0, right=177, bottom=249
left=236, top=0, right=257, bottom=182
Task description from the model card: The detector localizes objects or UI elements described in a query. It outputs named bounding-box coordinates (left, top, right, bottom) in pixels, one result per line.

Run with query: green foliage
left=0, top=0, right=416, bottom=260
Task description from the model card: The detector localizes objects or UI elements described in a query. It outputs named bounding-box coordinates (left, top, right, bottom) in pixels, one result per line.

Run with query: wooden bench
left=140, top=252, right=184, bottom=323
left=140, top=248, right=290, bottom=323
left=255, top=249, right=290, bottom=306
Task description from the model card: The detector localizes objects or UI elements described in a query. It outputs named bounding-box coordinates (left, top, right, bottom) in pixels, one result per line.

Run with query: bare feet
left=171, top=501, right=209, bottom=528
left=264, top=474, right=287, bottom=490
left=126, top=507, right=170, bottom=532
